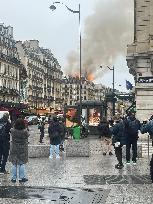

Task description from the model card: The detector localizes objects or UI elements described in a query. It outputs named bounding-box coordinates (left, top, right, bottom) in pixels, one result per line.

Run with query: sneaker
left=19, top=178, right=28, bottom=183
left=103, top=152, right=106, bottom=156
left=132, top=161, right=137, bottom=165
left=49, top=156, right=53, bottom=159
left=11, top=179, right=16, bottom=183
left=126, top=161, right=130, bottom=164
left=109, top=152, right=113, bottom=156
left=56, top=155, right=60, bottom=159
left=115, top=163, right=124, bottom=169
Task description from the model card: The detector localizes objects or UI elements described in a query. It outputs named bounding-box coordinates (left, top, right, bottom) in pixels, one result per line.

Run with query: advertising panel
left=89, top=108, right=101, bottom=126
left=65, top=107, right=79, bottom=127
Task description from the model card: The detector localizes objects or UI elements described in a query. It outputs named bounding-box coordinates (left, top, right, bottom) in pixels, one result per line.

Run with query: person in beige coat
left=9, top=118, right=29, bottom=183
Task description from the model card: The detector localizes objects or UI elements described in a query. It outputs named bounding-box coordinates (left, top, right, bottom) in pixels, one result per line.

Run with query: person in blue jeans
left=48, top=117, right=62, bottom=159
left=9, top=118, right=29, bottom=183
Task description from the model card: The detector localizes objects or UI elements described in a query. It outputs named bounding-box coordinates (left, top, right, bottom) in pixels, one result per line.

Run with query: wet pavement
left=0, top=154, right=153, bottom=203
left=28, top=125, right=50, bottom=145
left=0, top=125, right=152, bottom=203
left=0, top=186, right=110, bottom=203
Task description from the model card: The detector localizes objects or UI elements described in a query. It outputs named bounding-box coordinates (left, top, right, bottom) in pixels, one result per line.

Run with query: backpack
left=0, top=122, right=6, bottom=141
left=127, top=119, right=140, bottom=136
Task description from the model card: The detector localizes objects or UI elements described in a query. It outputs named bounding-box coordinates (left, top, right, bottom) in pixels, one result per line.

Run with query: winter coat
left=125, top=115, right=140, bottom=140
left=112, top=120, right=126, bottom=146
left=38, top=121, right=45, bottom=133
left=9, top=128, right=29, bottom=165
left=97, top=121, right=111, bottom=138
left=0, top=118, right=11, bottom=150
left=48, top=121, right=62, bottom=145
left=141, top=119, right=153, bottom=139
left=59, top=122, right=66, bottom=141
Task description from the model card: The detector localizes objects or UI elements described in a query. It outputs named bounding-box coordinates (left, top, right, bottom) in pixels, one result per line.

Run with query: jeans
left=126, top=139, right=137, bottom=162
left=50, top=145, right=59, bottom=157
left=0, top=143, right=9, bottom=171
left=12, top=164, right=26, bottom=180
left=114, top=146, right=123, bottom=165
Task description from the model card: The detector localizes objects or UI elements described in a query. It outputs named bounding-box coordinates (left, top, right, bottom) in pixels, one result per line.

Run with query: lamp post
left=100, top=65, right=115, bottom=116
left=50, top=2, right=82, bottom=125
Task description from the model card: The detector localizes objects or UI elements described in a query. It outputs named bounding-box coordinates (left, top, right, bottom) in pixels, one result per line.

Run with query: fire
left=87, top=73, right=95, bottom=81
left=68, top=72, right=95, bottom=81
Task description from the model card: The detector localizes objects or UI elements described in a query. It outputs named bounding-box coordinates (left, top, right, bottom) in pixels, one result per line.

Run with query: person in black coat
left=150, top=154, right=153, bottom=183
left=0, top=113, right=11, bottom=173
left=112, top=115, right=126, bottom=169
left=38, top=118, right=45, bottom=143
left=48, top=117, right=62, bottom=159
left=98, top=118, right=113, bottom=155
left=125, top=114, right=140, bottom=164
left=59, top=117, right=66, bottom=151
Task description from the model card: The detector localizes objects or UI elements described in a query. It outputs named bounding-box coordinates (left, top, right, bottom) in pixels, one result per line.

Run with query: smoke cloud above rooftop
left=65, top=0, right=133, bottom=78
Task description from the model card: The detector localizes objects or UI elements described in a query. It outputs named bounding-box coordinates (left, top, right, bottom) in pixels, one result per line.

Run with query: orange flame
left=87, top=73, right=95, bottom=81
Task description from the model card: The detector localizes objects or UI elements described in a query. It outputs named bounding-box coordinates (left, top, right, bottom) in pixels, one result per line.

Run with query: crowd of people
left=1, top=111, right=153, bottom=183
left=98, top=112, right=153, bottom=181
left=0, top=113, right=66, bottom=183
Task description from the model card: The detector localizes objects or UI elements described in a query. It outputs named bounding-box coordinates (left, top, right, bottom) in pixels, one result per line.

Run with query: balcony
left=0, top=86, right=20, bottom=96
left=0, top=53, right=20, bottom=65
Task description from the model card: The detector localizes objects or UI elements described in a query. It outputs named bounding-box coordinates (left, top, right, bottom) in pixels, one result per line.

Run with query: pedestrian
left=125, top=113, right=140, bottom=164
left=9, top=118, right=29, bottom=183
left=0, top=113, right=11, bottom=174
left=98, top=117, right=113, bottom=155
left=59, top=117, right=66, bottom=151
left=48, top=116, right=62, bottom=159
left=141, top=115, right=153, bottom=146
left=38, top=118, right=45, bottom=143
left=112, top=115, right=126, bottom=169
left=150, top=154, right=153, bottom=183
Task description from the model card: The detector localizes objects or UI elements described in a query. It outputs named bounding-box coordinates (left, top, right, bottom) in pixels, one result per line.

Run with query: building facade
left=127, top=0, right=153, bottom=121
left=16, top=40, right=63, bottom=111
left=0, top=23, right=25, bottom=104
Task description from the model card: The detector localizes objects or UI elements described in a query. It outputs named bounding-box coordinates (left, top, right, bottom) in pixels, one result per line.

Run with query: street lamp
left=49, top=2, right=82, bottom=125
left=100, top=65, right=115, bottom=116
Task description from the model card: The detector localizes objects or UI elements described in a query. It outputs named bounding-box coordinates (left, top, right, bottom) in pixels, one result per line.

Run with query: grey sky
left=0, top=0, right=134, bottom=92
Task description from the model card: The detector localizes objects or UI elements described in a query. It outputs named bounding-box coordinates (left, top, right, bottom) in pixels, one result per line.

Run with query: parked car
left=27, top=116, right=38, bottom=125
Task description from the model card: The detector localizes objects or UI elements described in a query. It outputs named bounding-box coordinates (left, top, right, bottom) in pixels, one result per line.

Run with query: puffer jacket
left=112, top=120, right=126, bottom=146
left=9, top=128, right=29, bottom=165
left=97, top=121, right=111, bottom=138
left=48, top=121, right=62, bottom=145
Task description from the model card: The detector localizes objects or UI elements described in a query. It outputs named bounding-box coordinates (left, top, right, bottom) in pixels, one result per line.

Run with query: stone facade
left=127, top=0, right=153, bottom=121
left=16, top=40, right=63, bottom=110
left=0, top=23, right=25, bottom=103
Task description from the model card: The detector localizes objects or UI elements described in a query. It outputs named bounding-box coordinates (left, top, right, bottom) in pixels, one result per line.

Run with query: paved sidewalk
left=0, top=153, right=153, bottom=203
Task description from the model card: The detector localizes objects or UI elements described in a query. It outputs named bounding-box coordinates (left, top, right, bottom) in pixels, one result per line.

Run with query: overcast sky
left=0, top=0, right=134, bottom=92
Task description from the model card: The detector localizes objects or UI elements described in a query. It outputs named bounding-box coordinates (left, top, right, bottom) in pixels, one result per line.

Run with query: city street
left=0, top=125, right=152, bottom=204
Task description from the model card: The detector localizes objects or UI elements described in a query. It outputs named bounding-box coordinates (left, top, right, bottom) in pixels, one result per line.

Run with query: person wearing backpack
left=125, top=114, right=140, bottom=164
left=0, top=113, right=11, bottom=174
left=48, top=116, right=62, bottom=159
left=98, top=117, right=113, bottom=156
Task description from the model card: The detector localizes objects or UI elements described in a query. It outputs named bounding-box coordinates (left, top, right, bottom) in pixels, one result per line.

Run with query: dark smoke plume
left=65, top=0, right=133, bottom=79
